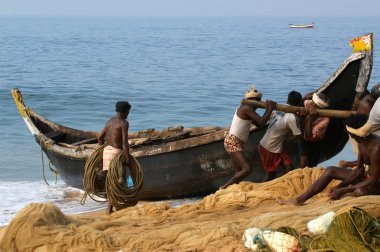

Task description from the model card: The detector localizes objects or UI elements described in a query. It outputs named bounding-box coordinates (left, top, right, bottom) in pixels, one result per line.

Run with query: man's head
left=245, top=85, right=262, bottom=101
left=287, top=91, right=302, bottom=106
left=370, top=82, right=380, bottom=100
left=312, top=93, right=329, bottom=109
left=345, top=114, right=371, bottom=142
left=116, top=101, right=131, bottom=118
left=356, top=94, right=375, bottom=115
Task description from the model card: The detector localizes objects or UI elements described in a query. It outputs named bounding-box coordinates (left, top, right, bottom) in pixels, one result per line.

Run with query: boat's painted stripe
left=23, top=117, right=40, bottom=136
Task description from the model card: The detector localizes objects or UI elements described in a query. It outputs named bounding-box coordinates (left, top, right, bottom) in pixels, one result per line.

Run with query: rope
left=81, top=145, right=144, bottom=210
left=81, top=145, right=107, bottom=205
left=106, top=153, right=144, bottom=210
left=40, top=138, right=59, bottom=186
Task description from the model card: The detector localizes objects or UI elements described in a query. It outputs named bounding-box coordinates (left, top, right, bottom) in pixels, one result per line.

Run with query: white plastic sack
left=307, top=211, right=336, bottom=235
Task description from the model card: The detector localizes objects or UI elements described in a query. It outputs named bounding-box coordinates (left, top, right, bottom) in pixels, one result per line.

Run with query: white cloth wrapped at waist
left=103, top=145, right=122, bottom=171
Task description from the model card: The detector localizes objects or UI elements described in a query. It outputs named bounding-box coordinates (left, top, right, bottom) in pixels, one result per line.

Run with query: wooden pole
left=241, top=99, right=355, bottom=119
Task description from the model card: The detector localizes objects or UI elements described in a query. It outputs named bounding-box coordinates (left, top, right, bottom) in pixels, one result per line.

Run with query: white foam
left=0, top=180, right=106, bottom=226
left=0, top=180, right=200, bottom=226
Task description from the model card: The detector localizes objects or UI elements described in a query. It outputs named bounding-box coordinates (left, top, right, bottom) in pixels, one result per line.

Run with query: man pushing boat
left=220, top=86, right=276, bottom=190
left=98, top=101, right=131, bottom=214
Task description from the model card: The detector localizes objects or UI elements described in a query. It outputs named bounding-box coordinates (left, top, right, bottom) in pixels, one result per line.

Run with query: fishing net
left=2, top=168, right=380, bottom=251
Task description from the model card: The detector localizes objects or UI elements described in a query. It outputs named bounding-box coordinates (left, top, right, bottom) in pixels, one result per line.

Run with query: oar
left=241, top=99, right=355, bottom=119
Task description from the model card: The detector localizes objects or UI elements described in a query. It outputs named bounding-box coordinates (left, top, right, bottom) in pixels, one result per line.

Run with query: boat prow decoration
left=350, top=33, right=373, bottom=53
left=12, top=88, right=41, bottom=136
left=318, top=33, right=373, bottom=96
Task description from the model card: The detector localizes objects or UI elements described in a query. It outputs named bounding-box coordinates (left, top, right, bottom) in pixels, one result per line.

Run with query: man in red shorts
left=259, top=91, right=303, bottom=181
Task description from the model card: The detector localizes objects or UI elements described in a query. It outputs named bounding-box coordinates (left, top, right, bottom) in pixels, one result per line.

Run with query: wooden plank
left=241, top=99, right=355, bottom=118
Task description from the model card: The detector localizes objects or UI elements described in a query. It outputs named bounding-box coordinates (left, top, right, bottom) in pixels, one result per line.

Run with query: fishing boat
left=289, top=23, right=314, bottom=28
left=12, top=33, right=373, bottom=199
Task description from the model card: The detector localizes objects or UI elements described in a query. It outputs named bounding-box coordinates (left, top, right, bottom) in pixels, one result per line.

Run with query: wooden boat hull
left=12, top=33, right=373, bottom=200
left=37, top=123, right=297, bottom=199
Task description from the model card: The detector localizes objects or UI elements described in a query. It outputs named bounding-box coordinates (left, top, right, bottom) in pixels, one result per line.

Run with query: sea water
left=1, top=16, right=380, bottom=225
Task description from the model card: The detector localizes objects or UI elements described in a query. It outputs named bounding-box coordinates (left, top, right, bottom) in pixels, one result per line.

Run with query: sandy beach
left=1, top=168, right=380, bottom=251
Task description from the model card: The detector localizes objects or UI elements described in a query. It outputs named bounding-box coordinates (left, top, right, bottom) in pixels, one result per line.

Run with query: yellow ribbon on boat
left=349, top=33, right=372, bottom=53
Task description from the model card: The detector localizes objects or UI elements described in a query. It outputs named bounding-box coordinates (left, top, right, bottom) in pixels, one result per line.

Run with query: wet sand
left=1, top=168, right=380, bottom=251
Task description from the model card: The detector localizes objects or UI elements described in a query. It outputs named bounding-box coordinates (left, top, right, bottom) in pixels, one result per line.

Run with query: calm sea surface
left=1, top=16, right=380, bottom=225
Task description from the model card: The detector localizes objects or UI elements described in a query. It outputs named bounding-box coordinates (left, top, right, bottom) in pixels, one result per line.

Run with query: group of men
left=98, top=83, right=380, bottom=213
left=222, top=84, right=380, bottom=205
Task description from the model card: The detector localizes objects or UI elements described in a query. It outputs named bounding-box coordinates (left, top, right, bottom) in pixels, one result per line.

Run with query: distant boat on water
left=289, top=23, right=314, bottom=28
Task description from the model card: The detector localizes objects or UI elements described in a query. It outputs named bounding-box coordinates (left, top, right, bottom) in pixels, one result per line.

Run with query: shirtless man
left=277, top=114, right=380, bottom=206
left=98, top=101, right=131, bottom=214
left=339, top=83, right=380, bottom=168
left=220, top=86, right=276, bottom=189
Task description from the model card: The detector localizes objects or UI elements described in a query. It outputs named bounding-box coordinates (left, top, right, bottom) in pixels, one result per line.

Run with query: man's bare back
left=103, top=117, right=129, bottom=150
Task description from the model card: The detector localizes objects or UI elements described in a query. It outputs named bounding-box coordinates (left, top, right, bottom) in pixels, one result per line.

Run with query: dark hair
left=345, top=114, right=368, bottom=129
left=115, top=101, right=131, bottom=113
left=287, top=91, right=302, bottom=106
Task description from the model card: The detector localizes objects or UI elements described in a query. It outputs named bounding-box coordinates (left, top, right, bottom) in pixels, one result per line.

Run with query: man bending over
left=259, top=91, right=303, bottom=182
left=220, top=86, right=276, bottom=189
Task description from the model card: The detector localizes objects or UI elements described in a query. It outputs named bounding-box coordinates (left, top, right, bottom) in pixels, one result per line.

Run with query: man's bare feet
left=276, top=197, right=304, bottom=206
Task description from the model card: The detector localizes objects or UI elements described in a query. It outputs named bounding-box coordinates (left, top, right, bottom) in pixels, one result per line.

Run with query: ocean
left=1, top=16, right=380, bottom=226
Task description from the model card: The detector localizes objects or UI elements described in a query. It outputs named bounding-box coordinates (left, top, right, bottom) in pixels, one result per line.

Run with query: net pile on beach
left=1, top=168, right=380, bottom=251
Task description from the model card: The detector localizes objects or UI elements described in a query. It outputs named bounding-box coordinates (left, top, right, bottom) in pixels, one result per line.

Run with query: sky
left=0, top=0, right=380, bottom=17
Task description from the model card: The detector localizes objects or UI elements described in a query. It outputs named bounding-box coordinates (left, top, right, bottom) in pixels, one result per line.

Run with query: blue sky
left=0, top=0, right=379, bottom=17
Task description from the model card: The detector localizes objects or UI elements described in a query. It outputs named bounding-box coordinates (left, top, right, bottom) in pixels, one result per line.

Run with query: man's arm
left=121, top=121, right=130, bottom=164
left=328, top=147, right=366, bottom=199
left=98, top=127, right=106, bottom=145
left=351, top=150, right=380, bottom=189
left=328, top=166, right=365, bottom=200
left=303, top=109, right=315, bottom=140
left=338, top=160, right=359, bottom=169
left=247, top=100, right=276, bottom=128
left=337, top=151, right=365, bottom=189
left=329, top=157, right=375, bottom=200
